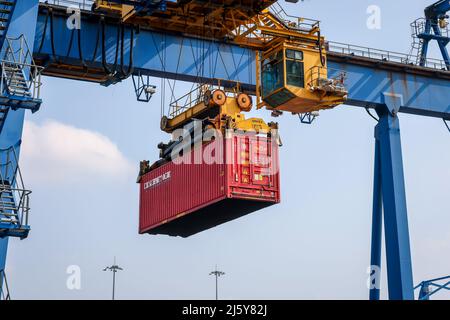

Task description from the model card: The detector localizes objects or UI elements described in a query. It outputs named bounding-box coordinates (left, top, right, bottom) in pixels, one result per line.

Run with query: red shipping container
left=139, top=132, right=280, bottom=237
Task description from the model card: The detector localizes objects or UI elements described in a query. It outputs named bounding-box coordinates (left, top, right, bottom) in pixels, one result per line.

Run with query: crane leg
left=369, top=137, right=382, bottom=300
left=431, top=23, right=450, bottom=70
left=0, top=0, right=41, bottom=298
left=0, top=238, right=8, bottom=298
left=374, top=109, right=414, bottom=300
left=419, top=21, right=432, bottom=66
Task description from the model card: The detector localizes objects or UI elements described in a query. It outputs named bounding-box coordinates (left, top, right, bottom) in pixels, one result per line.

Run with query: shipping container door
left=228, top=133, right=279, bottom=201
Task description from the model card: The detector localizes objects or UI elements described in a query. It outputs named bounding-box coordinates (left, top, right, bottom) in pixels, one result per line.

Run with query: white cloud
left=20, top=120, right=134, bottom=184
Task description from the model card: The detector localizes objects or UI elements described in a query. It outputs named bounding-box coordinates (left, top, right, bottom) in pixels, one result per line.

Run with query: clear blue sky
left=6, top=0, right=450, bottom=299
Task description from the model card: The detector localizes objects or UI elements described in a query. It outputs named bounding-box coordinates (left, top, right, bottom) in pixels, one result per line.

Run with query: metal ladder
left=0, top=35, right=43, bottom=134
left=0, top=145, right=31, bottom=240
left=2, top=62, right=31, bottom=97
left=0, top=1, right=16, bottom=52
left=409, top=19, right=425, bottom=65
left=1, top=181, right=21, bottom=227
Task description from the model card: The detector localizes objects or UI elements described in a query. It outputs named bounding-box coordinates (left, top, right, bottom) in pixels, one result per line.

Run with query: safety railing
left=0, top=145, right=31, bottom=229
left=269, top=2, right=320, bottom=33
left=168, top=84, right=211, bottom=119
left=307, top=65, right=347, bottom=97
left=167, top=81, right=240, bottom=119
left=411, top=18, right=449, bottom=38
left=40, top=0, right=95, bottom=11
left=0, top=61, right=43, bottom=100
left=0, top=35, right=43, bottom=101
left=327, top=41, right=448, bottom=71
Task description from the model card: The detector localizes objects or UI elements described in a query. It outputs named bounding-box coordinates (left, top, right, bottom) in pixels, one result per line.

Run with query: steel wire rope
left=77, top=24, right=86, bottom=67
left=37, top=7, right=50, bottom=54
left=150, top=32, right=177, bottom=116
left=66, top=28, right=75, bottom=57
left=49, top=8, right=58, bottom=60
left=120, top=24, right=135, bottom=77
left=168, top=36, right=185, bottom=106
left=149, top=32, right=166, bottom=117
left=91, top=18, right=101, bottom=63
left=217, top=46, right=231, bottom=81
left=101, top=18, right=121, bottom=77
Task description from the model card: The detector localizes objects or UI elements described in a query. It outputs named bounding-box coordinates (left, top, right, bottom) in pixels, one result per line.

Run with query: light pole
left=103, top=257, right=123, bottom=300
left=209, top=266, right=225, bottom=300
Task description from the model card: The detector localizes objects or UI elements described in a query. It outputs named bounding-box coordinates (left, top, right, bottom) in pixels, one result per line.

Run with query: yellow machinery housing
left=160, top=84, right=273, bottom=134
left=94, top=1, right=348, bottom=120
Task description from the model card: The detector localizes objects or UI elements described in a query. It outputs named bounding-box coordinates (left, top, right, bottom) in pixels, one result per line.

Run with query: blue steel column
left=419, top=20, right=432, bottom=67
left=0, top=238, right=8, bottom=292
left=431, top=23, right=450, bottom=70
left=375, top=108, right=414, bottom=300
left=0, top=0, right=40, bottom=296
left=369, top=136, right=382, bottom=300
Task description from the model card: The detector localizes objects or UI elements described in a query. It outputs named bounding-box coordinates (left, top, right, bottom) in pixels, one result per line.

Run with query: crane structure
left=410, top=0, right=450, bottom=69
left=0, top=0, right=449, bottom=300
left=415, top=275, right=450, bottom=300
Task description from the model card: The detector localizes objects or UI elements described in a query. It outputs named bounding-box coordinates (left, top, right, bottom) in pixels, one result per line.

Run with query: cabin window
left=285, top=49, right=304, bottom=88
left=261, top=51, right=284, bottom=98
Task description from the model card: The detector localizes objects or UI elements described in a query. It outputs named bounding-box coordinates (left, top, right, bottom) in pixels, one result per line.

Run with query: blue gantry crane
left=0, top=0, right=449, bottom=300
left=411, top=0, right=450, bottom=69
left=415, top=275, right=450, bottom=300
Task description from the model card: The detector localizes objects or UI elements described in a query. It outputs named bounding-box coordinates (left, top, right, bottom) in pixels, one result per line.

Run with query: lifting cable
left=229, top=44, right=239, bottom=83
left=66, top=29, right=75, bottom=57
left=151, top=32, right=177, bottom=110
left=77, top=27, right=86, bottom=68
left=39, top=6, right=87, bottom=67
left=111, top=23, right=121, bottom=76
left=120, top=24, right=135, bottom=77
left=91, top=19, right=102, bottom=64
left=166, top=36, right=184, bottom=105
left=216, top=44, right=232, bottom=81
left=101, top=17, right=111, bottom=74
left=101, top=17, right=119, bottom=76
left=37, top=7, right=50, bottom=54
left=49, top=8, right=58, bottom=60
left=100, top=18, right=137, bottom=80
left=186, top=17, right=206, bottom=95
left=149, top=32, right=167, bottom=117
left=444, top=118, right=450, bottom=133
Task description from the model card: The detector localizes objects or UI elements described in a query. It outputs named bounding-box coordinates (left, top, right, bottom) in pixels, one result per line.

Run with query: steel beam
left=327, top=60, right=450, bottom=120
left=374, top=108, right=414, bottom=300
left=419, top=20, right=432, bottom=67
left=33, top=6, right=256, bottom=91
left=431, top=23, right=450, bottom=69
left=33, top=6, right=450, bottom=119
left=0, top=238, right=8, bottom=296
left=0, top=0, right=41, bottom=298
left=369, top=136, right=382, bottom=300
